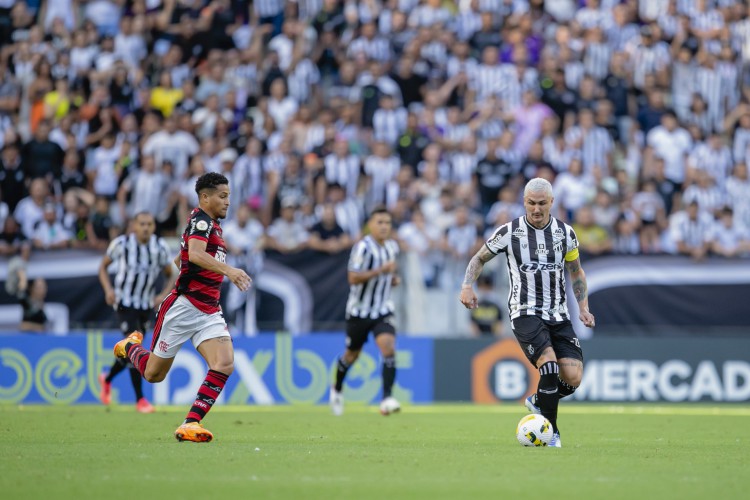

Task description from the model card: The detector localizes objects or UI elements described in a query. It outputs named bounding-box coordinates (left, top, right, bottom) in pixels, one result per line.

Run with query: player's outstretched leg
left=174, top=369, right=229, bottom=443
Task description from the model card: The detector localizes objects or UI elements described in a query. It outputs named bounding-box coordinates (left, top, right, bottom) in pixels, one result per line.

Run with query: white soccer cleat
left=329, top=387, right=344, bottom=416
left=549, top=432, right=562, bottom=448
left=525, top=394, right=541, bottom=415
left=379, top=396, right=401, bottom=416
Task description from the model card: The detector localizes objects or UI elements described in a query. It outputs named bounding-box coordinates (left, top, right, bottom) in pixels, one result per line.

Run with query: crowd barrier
left=1, top=333, right=748, bottom=404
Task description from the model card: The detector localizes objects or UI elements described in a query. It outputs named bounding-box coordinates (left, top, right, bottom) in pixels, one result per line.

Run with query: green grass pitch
left=1, top=404, right=748, bottom=499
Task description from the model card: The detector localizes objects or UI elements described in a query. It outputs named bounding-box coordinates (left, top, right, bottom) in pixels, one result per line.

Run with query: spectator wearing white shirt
left=266, top=198, right=309, bottom=253
left=32, top=203, right=70, bottom=250
left=142, top=115, right=200, bottom=181
left=13, top=179, right=50, bottom=240
left=86, top=133, right=121, bottom=199
left=117, top=155, right=169, bottom=222
left=668, top=200, right=714, bottom=259
left=632, top=179, right=668, bottom=253
left=686, top=133, right=733, bottom=187
left=553, top=157, right=594, bottom=222
left=268, top=78, right=299, bottom=131
left=646, top=110, right=693, bottom=188
left=709, top=206, right=749, bottom=257
left=192, top=94, right=234, bottom=140
left=113, top=16, right=147, bottom=70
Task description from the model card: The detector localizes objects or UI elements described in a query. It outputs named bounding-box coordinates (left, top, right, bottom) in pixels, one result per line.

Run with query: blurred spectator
left=266, top=198, right=309, bottom=253
left=14, top=178, right=51, bottom=239
left=468, top=274, right=504, bottom=338
left=32, top=202, right=71, bottom=250
left=0, top=217, right=31, bottom=260
left=572, top=205, right=613, bottom=257
left=22, top=120, right=65, bottom=180
left=10, top=261, right=48, bottom=333
left=0, top=144, right=26, bottom=211
left=668, top=200, right=713, bottom=260
left=308, top=202, right=352, bottom=254
left=709, top=207, right=749, bottom=258
left=631, top=179, right=668, bottom=253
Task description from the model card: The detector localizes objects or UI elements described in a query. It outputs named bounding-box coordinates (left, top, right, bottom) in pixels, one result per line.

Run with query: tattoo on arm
left=566, top=259, right=580, bottom=274
left=572, top=278, right=586, bottom=303
left=462, top=246, right=495, bottom=286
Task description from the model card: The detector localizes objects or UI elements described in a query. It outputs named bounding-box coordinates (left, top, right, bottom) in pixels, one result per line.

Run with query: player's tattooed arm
left=462, top=245, right=496, bottom=288
left=565, top=257, right=587, bottom=303
left=566, top=257, right=596, bottom=327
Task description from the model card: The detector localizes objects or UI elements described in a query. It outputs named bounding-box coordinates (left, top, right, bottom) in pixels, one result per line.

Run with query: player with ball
left=460, top=178, right=595, bottom=448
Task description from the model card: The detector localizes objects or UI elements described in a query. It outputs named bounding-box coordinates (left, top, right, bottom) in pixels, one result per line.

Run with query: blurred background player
left=460, top=178, right=595, bottom=448
left=113, top=173, right=252, bottom=442
left=98, top=211, right=174, bottom=413
left=330, top=207, right=401, bottom=416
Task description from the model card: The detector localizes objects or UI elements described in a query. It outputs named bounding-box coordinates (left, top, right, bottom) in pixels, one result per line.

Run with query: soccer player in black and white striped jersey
left=98, top=212, right=174, bottom=413
left=330, top=207, right=401, bottom=416
left=459, top=178, right=595, bottom=448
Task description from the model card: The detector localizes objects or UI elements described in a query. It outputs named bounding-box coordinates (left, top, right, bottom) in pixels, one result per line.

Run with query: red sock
left=185, top=370, right=229, bottom=423
left=126, top=344, right=150, bottom=377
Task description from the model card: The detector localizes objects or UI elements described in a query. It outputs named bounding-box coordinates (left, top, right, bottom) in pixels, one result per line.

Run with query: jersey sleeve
left=348, top=241, right=370, bottom=272
left=564, top=225, right=580, bottom=261
left=105, top=235, right=124, bottom=261
left=187, top=211, right=213, bottom=242
left=157, top=238, right=171, bottom=267
left=484, top=224, right=510, bottom=254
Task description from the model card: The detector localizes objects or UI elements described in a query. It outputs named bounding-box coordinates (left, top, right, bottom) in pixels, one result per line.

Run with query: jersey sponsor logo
left=535, top=244, right=548, bottom=255
left=215, top=249, right=227, bottom=263
left=512, top=228, right=526, bottom=238
left=196, top=220, right=209, bottom=231
left=520, top=262, right=562, bottom=272
left=489, top=234, right=503, bottom=247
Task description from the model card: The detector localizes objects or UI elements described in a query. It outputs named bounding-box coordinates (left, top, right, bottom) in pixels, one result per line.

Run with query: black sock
left=382, top=356, right=396, bottom=398
left=536, top=361, right=560, bottom=433
left=334, top=356, right=351, bottom=392
left=129, top=367, right=144, bottom=400
left=557, top=377, right=577, bottom=399
left=105, top=357, right=128, bottom=383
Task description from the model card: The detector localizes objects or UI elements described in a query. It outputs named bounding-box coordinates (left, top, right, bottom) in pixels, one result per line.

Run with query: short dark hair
left=195, top=172, right=229, bottom=195
left=369, top=206, right=391, bottom=219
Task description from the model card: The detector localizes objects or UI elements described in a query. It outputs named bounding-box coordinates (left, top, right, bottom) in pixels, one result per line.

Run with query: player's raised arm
left=459, top=244, right=496, bottom=309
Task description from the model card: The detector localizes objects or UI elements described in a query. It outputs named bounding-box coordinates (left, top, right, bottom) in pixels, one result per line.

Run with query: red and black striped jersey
left=175, top=208, right=227, bottom=314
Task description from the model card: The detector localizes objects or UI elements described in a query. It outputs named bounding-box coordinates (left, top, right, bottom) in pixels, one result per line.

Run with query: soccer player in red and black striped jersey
left=113, top=172, right=252, bottom=442
left=459, top=178, right=596, bottom=448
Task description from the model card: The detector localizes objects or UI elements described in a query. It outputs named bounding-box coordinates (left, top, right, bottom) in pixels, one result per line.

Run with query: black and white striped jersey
left=346, top=235, right=399, bottom=320
left=485, top=216, right=579, bottom=322
left=106, top=233, right=171, bottom=311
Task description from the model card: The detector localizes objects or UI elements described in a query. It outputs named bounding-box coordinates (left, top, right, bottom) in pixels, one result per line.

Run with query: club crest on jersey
left=196, top=220, right=209, bottom=231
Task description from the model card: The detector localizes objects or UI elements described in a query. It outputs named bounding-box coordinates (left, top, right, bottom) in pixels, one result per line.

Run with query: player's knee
left=211, top=360, right=234, bottom=376
left=144, top=371, right=166, bottom=383
left=567, top=371, right=582, bottom=387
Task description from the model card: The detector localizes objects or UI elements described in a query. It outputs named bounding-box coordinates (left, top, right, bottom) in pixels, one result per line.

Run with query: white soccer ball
left=516, top=414, right=553, bottom=447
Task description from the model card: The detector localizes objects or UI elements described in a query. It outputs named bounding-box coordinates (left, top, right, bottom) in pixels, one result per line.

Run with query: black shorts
left=511, top=315, right=583, bottom=366
left=345, top=315, right=396, bottom=351
left=116, top=306, right=154, bottom=336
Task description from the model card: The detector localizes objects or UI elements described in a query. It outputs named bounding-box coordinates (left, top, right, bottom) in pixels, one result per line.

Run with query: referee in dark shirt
left=98, top=212, right=174, bottom=413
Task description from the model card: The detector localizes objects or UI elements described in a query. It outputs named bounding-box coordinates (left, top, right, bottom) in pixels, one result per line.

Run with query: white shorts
left=151, top=295, right=229, bottom=359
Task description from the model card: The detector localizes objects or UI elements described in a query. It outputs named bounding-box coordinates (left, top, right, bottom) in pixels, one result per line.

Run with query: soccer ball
left=516, top=414, right=553, bottom=447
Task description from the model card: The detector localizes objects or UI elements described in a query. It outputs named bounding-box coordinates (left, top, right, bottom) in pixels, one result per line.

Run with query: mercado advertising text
left=0, top=334, right=433, bottom=405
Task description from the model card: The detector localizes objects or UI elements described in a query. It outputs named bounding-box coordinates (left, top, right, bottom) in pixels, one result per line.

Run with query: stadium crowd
left=2, top=0, right=750, bottom=295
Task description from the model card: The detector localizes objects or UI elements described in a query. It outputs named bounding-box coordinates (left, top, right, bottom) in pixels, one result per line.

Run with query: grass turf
left=1, top=404, right=747, bottom=499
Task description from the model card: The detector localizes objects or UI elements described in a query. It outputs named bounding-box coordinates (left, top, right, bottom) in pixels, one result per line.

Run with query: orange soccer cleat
left=99, top=373, right=111, bottom=405
left=174, top=422, right=214, bottom=443
left=113, top=331, right=143, bottom=359
left=136, top=398, right=155, bottom=414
